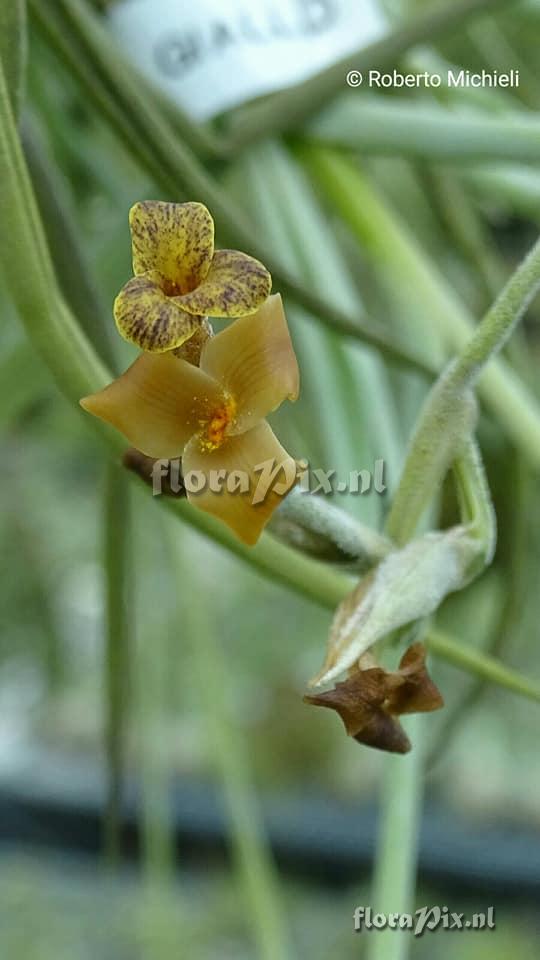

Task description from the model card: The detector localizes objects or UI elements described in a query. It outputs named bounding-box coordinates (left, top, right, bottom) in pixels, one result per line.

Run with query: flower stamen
left=201, top=396, right=237, bottom=450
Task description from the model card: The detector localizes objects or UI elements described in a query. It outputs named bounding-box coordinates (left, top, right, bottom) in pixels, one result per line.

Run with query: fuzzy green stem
left=385, top=233, right=540, bottom=538
left=275, top=487, right=392, bottom=569
left=452, top=233, right=540, bottom=387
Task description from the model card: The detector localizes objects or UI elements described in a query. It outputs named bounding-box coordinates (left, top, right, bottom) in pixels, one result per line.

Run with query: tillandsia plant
left=80, top=198, right=492, bottom=756
left=5, top=2, right=540, bottom=955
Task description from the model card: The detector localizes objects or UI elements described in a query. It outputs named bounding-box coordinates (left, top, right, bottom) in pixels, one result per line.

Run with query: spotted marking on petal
left=129, top=201, right=214, bottom=293
left=172, top=249, right=272, bottom=318
left=114, top=275, right=199, bottom=352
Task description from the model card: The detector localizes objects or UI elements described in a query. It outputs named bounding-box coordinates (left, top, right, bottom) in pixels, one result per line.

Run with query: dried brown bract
left=304, top=643, right=443, bottom=754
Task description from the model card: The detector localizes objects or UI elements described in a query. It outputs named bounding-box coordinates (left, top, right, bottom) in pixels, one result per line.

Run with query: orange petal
left=129, top=201, right=214, bottom=291
left=182, top=421, right=297, bottom=545
left=200, top=294, right=299, bottom=434
left=114, top=275, right=200, bottom=352
left=173, top=249, right=271, bottom=318
left=80, top=353, right=225, bottom=459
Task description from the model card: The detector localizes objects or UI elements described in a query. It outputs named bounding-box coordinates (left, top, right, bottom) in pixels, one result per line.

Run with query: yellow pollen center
left=201, top=396, right=236, bottom=450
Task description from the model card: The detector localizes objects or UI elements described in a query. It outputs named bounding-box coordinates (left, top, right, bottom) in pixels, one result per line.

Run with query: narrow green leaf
left=0, top=0, right=27, bottom=120
left=307, top=95, right=540, bottom=165
left=428, top=630, right=540, bottom=704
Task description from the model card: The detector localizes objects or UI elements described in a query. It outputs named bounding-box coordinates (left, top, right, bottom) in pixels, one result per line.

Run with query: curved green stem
left=453, top=233, right=540, bottom=387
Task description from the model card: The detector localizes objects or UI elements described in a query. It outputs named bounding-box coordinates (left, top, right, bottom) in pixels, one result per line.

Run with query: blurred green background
left=1, top=0, right=540, bottom=957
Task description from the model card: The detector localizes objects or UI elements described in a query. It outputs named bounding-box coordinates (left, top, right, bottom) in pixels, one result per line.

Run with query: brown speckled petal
left=200, top=294, right=299, bottom=434
left=182, top=421, right=297, bottom=545
left=114, top=275, right=199, bottom=352
left=173, top=249, right=271, bottom=318
left=129, top=201, right=214, bottom=291
left=80, top=353, right=225, bottom=459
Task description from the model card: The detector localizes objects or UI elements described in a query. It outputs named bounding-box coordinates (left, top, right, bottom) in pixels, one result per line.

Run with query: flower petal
left=129, top=201, right=214, bottom=291
left=174, top=249, right=271, bottom=318
left=200, top=294, right=299, bottom=433
left=80, top=353, right=224, bottom=459
left=114, top=275, right=199, bottom=352
left=182, top=421, right=297, bottom=545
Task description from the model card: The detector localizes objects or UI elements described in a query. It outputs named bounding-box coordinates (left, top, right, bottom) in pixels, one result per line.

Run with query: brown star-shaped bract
left=304, top=643, right=443, bottom=754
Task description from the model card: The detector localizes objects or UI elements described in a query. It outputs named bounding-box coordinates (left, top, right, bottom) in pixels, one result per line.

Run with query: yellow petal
left=182, top=421, right=297, bottom=545
left=114, top=275, right=199, bottom=352
left=173, top=249, right=271, bottom=318
left=80, top=353, right=225, bottom=459
left=200, top=294, right=299, bottom=434
left=129, top=201, right=214, bottom=292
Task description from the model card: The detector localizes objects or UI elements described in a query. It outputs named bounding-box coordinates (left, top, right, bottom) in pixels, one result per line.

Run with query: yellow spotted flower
left=81, top=295, right=300, bottom=545
left=114, top=200, right=272, bottom=352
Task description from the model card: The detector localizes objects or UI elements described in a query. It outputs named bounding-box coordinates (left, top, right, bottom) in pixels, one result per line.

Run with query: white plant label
left=108, top=0, right=387, bottom=120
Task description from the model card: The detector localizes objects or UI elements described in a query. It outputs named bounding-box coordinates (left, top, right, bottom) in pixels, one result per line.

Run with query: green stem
left=160, top=496, right=353, bottom=611
left=384, top=233, right=540, bottom=536
left=0, top=56, right=110, bottom=400
left=0, top=0, right=26, bottom=120
left=275, top=487, right=392, bottom=569
left=427, top=629, right=540, bottom=703
left=367, top=717, right=424, bottom=960
left=22, top=116, right=117, bottom=370
left=384, top=380, right=477, bottom=546
left=227, top=0, right=514, bottom=147
left=427, top=453, right=532, bottom=766
left=103, top=462, right=131, bottom=866
left=452, top=233, right=540, bottom=387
